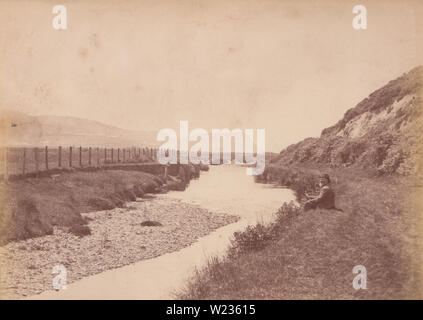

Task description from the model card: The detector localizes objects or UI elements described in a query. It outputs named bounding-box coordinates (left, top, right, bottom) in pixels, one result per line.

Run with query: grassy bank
left=0, top=167, right=196, bottom=245
left=179, top=166, right=423, bottom=299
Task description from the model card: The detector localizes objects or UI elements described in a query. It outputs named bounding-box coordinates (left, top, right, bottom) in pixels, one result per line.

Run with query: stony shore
left=0, top=195, right=239, bottom=299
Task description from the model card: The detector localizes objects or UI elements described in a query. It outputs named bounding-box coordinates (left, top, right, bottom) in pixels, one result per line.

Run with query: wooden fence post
left=129, top=148, right=131, bottom=160
left=34, top=147, right=39, bottom=173
left=118, top=148, right=120, bottom=163
left=89, top=147, right=92, bottom=166
left=123, top=148, right=126, bottom=163
left=104, top=148, right=107, bottom=164
left=45, top=146, right=49, bottom=170
left=69, top=146, right=73, bottom=167
left=22, top=148, right=26, bottom=175
left=58, top=146, right=62, bottom=167
left=97, top=147, right=100, bottom=166
left=79, top=146, right=82, bottom=167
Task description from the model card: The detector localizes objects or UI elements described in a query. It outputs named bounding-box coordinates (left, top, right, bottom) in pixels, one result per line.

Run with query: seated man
left=303, top=173, right=335, bottom=210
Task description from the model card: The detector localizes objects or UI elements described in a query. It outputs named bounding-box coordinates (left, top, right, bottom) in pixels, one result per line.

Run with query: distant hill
left=0, top=111, right=158, bottom=147
left=272, top=66, right=423, bottom=175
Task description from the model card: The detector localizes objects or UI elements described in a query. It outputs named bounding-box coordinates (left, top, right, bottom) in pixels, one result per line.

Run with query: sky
left=0, top=0, right=422, bottom=151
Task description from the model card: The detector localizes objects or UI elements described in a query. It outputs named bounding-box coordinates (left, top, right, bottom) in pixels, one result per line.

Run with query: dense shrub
left=274, top=201, right=302, bottom=225
left=228, top=202, right=301, bottom=257
left=229, top=223, right=273, bottom=256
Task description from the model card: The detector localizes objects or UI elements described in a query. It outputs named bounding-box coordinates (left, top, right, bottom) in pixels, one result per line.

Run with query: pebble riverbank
left=0, top=195, right=239, bottom=299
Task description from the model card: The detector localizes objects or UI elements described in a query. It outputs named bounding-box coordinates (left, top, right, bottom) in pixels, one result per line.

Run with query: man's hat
left=319, top=173, right=330, bottom=183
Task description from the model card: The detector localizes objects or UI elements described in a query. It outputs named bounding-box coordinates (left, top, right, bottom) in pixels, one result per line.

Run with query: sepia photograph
left=0, top=0, right=422, bottom=309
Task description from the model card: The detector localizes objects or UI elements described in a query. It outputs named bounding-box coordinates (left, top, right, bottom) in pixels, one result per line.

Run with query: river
left=32, top=165, right=295, bottom=299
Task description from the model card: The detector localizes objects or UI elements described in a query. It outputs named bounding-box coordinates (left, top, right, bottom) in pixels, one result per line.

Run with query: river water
left=33, top=165, right=295, bottom=299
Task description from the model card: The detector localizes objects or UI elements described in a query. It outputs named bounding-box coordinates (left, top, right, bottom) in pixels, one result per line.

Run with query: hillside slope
left=0, top=111, right=158, bottom=147
left=272, top=66, right=423, bottom=175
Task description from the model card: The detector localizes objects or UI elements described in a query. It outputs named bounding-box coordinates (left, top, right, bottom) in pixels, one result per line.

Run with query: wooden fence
left=0, top=146, right=159, bottom=180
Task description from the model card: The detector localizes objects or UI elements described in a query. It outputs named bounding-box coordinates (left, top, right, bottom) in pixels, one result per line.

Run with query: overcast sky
left=1, top=0, right=422, bottom=151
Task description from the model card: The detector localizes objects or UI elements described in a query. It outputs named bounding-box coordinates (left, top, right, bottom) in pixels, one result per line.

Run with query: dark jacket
left=304, top=185, right=335, bottom=210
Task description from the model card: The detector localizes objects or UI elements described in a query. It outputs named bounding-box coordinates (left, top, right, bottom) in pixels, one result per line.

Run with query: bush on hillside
left=228, top=202, right=301, bottom=258
left=228, top=223, right=274, bottom=257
